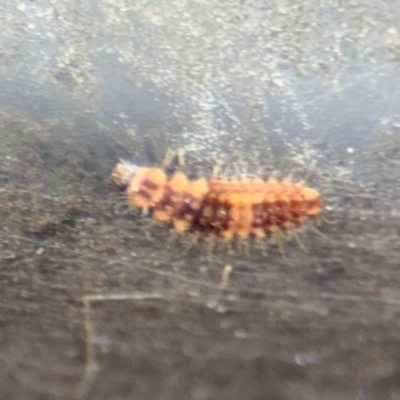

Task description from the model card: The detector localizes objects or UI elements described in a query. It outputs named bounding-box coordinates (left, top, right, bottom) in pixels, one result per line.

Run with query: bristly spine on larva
left=111, top=160, right=321, bottom=241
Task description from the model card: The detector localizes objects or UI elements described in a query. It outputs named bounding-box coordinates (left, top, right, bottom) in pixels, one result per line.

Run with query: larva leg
left=308, top=222, right=328, bottom=240
left=303, top=160, right=317, bottom=182
left=142, top=217, right=161, bottom=231
left=277, top=235, right=285, bottom=257
left=161, top=148, right=185, bottom=171
left=233, top=163, right=241, bottom=178
left=182, top=232, right=199, bottom=255
left=283, top=173, right=294, bottom=183
left=238, top=238, right=250, bottom=257
left=270, top=230, right=281, bottom=251
left=319, top=214, right=339, bottom=225
left=254, top=237, right=269, bottom=257
left=211, top=160, right=223, bottom=179
left=204, top=234, right=216, bottom=261
left=176, top=148, right=185, bottom=170
left=260, top=241, right=269, bottom=257
left=292, top=230, right=309, bottom=253
left=271, top=230, right=293, bottom=265
left=165, top=229, right=180, bottom=247
left=141, top=207, right=149, bottom=216
left=112, top=195, right=135, bottom=216
left=216, top=237, right=234, bottom=256
left=161, top=148, right=176, bottom=170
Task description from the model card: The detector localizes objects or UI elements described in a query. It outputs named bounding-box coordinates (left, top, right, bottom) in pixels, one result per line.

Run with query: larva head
left=112, top=160, right=139, bottom=188
left=127, top=167, right=167, bottom=208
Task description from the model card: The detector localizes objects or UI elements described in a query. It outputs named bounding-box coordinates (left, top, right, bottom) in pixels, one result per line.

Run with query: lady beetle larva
left=111, top=155, right=321, bottom=243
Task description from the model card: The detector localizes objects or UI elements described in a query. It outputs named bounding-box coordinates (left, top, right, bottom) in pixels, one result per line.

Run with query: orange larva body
left=112, top=161, right=321, bottom=240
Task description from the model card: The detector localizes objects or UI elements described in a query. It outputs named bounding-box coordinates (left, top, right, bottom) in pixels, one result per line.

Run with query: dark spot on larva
left=136, top=188, right=152, bottom=200
left=142, top=179, right=159, bottom=191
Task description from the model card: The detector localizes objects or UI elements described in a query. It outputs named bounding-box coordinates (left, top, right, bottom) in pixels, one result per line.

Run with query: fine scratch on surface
left=76, top=292, right=164, bottom=399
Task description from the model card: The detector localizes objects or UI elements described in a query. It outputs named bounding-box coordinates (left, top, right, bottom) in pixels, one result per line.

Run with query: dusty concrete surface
left=1, top=1, right=400, bottom=399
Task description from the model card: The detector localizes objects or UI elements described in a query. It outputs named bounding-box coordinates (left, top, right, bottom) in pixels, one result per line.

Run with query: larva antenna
left=111, top=159, right=139, bottom=188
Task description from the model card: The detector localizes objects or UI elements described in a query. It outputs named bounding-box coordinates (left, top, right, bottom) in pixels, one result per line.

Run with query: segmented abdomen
left=112, top=162, right=321, bottom=240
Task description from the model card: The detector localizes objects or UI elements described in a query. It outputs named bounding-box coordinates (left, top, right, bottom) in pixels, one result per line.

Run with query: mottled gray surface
left=1, top=1, right=400, bottom=399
